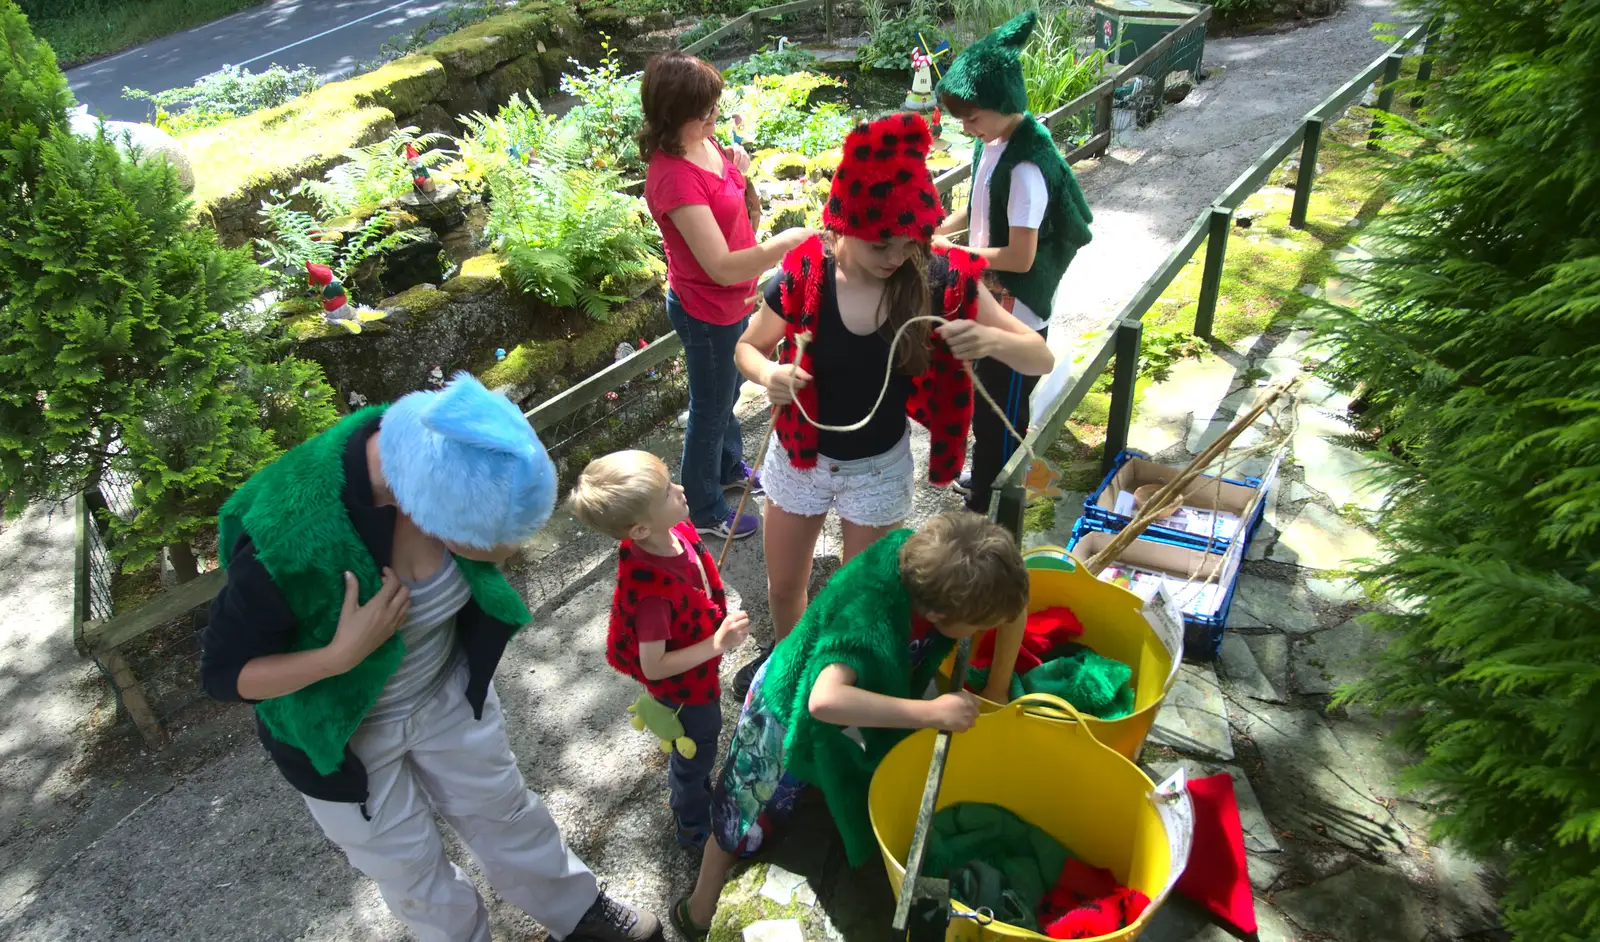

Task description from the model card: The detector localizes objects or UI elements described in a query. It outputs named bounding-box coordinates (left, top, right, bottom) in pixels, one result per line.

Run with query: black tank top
left=763, top=256, right=950, bottom=461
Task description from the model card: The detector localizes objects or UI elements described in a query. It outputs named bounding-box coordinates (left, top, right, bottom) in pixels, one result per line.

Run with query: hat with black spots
left=822, top=112, right=944, bottom=243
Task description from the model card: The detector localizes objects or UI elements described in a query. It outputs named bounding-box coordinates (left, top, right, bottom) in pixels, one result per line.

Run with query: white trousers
left=304, top=661, right=598, bottom=942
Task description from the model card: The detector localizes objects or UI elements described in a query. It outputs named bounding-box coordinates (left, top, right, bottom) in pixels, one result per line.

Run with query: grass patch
left=28, top=0, right=267, bottom=67
left=1022, top=497, right=1057, bottom=535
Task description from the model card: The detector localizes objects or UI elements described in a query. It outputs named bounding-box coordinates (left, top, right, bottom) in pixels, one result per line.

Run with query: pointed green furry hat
left=937, top=9, right=1037, bottom=115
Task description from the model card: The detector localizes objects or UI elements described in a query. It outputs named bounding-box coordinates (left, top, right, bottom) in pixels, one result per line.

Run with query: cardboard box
left=1084, top=449, right=1272, bottom=553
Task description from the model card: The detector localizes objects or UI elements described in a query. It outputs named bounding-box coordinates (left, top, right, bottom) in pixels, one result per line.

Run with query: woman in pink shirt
left=640, top=52, right=815, bottom=542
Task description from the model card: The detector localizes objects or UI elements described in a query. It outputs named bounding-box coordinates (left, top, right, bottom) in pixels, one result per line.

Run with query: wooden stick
left=893, top=637, right=971, bottom=932
left=717, top=334, right=812, bottom=569
left=1083, top=382, right=1294, bottom=575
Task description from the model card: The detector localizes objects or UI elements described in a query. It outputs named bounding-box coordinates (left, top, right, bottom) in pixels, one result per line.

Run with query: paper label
left=1142, top=585, right=1187, bottom=690
left=1150, top=768, right=1196, bottom=902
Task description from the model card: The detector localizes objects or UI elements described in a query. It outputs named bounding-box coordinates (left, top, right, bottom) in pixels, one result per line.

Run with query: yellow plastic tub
left=870, top=695, right=1192, bottom=942
left=942, top=548, right=1182, bottom=760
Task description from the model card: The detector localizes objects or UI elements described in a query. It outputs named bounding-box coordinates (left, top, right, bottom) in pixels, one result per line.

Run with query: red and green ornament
left=405, top=142, right=435, bottom=193
left=305, top=262, right=348, bottom=314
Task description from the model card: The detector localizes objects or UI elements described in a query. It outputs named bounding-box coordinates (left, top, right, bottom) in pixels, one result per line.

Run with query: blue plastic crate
left=1065, top=517, right=1246, bottom=660
left=1083, top=449, right=1270, bottom=554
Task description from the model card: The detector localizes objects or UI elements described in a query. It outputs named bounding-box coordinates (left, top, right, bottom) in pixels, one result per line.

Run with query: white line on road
left=231, top=0, right=428, bottom=69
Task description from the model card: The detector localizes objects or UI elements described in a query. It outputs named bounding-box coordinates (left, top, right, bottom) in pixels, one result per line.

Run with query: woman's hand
left=764, top=363, right=812, bottom=407
left=771, top=226, right=819, bottom=253
left=937, top=319, right=1007, bottom=362
left=724, top=143, right=752, bottom=174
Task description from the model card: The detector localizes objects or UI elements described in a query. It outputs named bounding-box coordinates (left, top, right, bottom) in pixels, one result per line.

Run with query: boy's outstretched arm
left=978, top=612, right=1025, bottom=703
left=808, top=664, right=979, bottom=732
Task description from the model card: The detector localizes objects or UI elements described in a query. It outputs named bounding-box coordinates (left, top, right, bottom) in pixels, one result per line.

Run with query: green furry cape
left=218, top=407, right=530, bottom=775
left=760, top=530, right=956, bottom=866
left=972, top=113, right=1094, bottom=321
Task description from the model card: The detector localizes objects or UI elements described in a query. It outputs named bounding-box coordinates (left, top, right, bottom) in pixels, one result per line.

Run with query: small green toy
left=627, top=692, right=697, bottom=759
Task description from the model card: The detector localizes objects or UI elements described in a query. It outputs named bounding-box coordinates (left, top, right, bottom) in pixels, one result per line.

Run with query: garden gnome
left=405, top=142, right=435, bottom=193
left=429, top=365, right=446, bottom=389
left=347, top=390, right=368, bottom=409
left=903, top=47, right=937, bottom=111
left=306, top=262, right=386, bottom=335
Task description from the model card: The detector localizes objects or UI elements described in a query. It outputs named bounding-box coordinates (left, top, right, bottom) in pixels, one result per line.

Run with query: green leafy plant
left=1, top=1, right=336, bottom=578
left=1306, top=0, right=1600, bottom=937
left=255, top=195, right=432, bottom=303
left=559, top=38, right=645, bottom=175
left=724, top=45, right=822, bottom=82
left=724, top=71, right=850, bottom=154
left=459, top=93, right=588, bottom=184
left=296, top=126, right=458, bottom=217
left=122, top=63, right=322, bottom=133
left=1022, top=5, right=1108, bottom=120
left=482, top=159, right=664, bottom=319
left=679, top=13, right=727, bottom=49
left=1137, top=325, right=1207, bottom=382
left=858, top=0, right=948, bottom=72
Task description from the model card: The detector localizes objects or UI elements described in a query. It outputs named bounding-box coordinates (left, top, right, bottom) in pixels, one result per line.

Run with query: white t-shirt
left=969, top=138, right=1050, bottom=330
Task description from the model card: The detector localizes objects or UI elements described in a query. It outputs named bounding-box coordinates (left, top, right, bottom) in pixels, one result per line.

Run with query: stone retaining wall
left=178, top=2, right=591, bottom=247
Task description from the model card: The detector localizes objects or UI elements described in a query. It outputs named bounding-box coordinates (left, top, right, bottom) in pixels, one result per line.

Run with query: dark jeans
left=667, top=291, right=748, bottom=526
left=661, top=697, right=723, bottom=834
left=967, top=326, right=1049, bottom=515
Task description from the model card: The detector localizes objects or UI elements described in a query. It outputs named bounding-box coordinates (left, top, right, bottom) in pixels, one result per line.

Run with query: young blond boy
left=669, top=511, right=1029, bottom=939
left=569, top=451, right=750, bottom=849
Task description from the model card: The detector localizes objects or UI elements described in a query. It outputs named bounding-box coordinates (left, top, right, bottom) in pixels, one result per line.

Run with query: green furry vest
left=218, top=407, right=532, bottom=775
left=760, top=530, right=955, bottom=866
left=972, top=114, right=1094, bottom=321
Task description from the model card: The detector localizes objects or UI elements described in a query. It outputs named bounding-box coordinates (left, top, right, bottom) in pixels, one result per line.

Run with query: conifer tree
left=0, top=0, right=335, bottom=577
left=1312, top=1, right=1600, bottom=937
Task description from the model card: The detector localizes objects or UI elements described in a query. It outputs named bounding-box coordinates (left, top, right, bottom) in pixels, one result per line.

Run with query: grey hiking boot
left=566, top=893, right=662, bottom=942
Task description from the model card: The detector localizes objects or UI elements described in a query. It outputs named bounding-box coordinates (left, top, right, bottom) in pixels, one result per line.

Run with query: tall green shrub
left=0, top=0, right=336, bottom=577
left=1311, top=2, right=1600, bottom=938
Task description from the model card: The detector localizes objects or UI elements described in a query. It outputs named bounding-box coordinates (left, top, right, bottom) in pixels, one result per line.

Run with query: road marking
left=232, top=0, right=430, bottom=69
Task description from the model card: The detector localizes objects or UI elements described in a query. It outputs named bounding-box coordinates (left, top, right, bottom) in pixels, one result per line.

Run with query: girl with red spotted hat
left=726, top=111, right=1054, bottom=698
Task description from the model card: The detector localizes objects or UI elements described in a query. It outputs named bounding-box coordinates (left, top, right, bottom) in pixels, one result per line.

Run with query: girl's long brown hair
left=829, top=234, right=934, bottom=376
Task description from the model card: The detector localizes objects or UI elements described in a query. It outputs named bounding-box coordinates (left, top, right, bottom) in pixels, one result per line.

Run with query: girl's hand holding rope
left=937, top=319, right=1008, bottom=362
left=765, top=363, right=811, bottom=407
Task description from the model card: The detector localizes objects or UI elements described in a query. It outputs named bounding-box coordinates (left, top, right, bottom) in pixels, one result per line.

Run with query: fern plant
left=255, top=194, right=431, bottom=303
left=297, top=126, right=457, bottom=218
left=482, top=159, right=663, bottom=320
left=459, top=93, right=586, bottom=181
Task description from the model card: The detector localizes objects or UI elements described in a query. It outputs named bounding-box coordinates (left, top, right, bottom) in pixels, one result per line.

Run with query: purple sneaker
left=696, top=509, right=759, bottom=541
left=722, top=461, right=765, bottom=498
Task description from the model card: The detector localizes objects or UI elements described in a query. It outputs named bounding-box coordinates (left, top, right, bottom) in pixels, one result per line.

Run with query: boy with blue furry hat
left=200, top=374, right=662, bottom=942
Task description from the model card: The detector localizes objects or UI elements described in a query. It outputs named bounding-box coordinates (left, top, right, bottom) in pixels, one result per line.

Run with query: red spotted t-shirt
left=644, top=147, right=758, bottom=326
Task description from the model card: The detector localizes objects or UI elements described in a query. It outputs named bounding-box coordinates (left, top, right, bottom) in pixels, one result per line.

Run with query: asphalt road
left=64, top=0, right=471, bottom=122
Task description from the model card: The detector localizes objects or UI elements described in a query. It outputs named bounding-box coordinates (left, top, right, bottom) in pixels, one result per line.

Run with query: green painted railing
left=986, top=20, right=1433, bottom=542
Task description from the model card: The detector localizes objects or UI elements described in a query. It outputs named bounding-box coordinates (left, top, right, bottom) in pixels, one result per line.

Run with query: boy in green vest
left=200, top=374, right=661, bottom=942
left=669, top=511, right=1028, bottom=939
left=933, top=9, right=1094, bottom=515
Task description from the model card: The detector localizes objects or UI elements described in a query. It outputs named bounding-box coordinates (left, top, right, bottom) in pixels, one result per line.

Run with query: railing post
left=1367, top=51, right=1403, bottom=150
left=825, top=0, right=835, bottom=46
left=1094, top=90, right=1113, bottom=155
left=1289, top=116, right=1322, bottom=229
left=1193, top=206, right=1232, bottom=337
left=1101, top=319, right=1143, bottom=475
left=1411, top=19, right=1437, bottom=108
left=993, top=480, right=1027, bottom=544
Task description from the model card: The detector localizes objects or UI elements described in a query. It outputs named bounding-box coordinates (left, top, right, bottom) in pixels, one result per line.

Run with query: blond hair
left=899, top=512, right=1029, bottom=626
left=568, top=450, right=671, bottom=539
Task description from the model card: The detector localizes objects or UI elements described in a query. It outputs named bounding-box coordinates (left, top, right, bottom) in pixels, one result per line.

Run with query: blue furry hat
left=378, top=373, right=556, bottom=549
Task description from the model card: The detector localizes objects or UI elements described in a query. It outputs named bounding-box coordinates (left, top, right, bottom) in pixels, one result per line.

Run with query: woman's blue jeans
left=667, top=290, right=747, bottom=526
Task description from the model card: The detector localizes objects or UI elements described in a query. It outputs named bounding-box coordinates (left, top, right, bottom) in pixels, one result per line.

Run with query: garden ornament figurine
left=626, top=693, right=698, bottom=760
left=305, top=262, right=385, bottom=334
left=904, top=47, right=937, bottom=111
left=347, top=390, right=368, bottom=410
left=405, top=142, right=435, bottom=193
left=428, top=366, right=446, bottom=389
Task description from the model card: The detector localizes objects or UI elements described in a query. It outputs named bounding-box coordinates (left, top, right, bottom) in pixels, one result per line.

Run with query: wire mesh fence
left=1112, top=21, right=1207, bottom=133
left=540, top=352, right=690, bottom=497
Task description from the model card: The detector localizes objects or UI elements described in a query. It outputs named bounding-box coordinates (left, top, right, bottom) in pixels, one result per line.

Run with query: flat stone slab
left=1306, top=575, right=1365, bottom=604
left=1269, top=502, right=1382, bottom=570
left=1217, top=632, right=1286, bottom=703
left=1139, top=356, right=1238, bottom=432
left=1294, top=401, right=1387, bottom=513
left=1150, top=664, right=1234, bottom=762
left=1274, top=863, right=1431, bottom=942
left=1242, top=632, right=1289, bottom=695
left=1227, top=574, right=1320, bottom=634
left=1238, top=709, right=1404, bottom=856
left=1292, top=616, right=1376, bottom=695
left=1148, top=759, right=1280, bottom=854
left=1187, top=389, right=1271, bottom=457
left=1325, top=709, right=1411, bottom=802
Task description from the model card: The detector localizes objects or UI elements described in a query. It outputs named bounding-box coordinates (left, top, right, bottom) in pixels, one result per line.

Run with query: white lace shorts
left=762, top=433, right=915, bottom=528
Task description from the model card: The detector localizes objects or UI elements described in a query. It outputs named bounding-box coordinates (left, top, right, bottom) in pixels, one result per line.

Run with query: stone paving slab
left=1217, top=632, right=1286, bottom=704
left=1291, top=615, right=1375, bottom=695
left=1241, top=632, right=1290, bottom=697
left=1269, top=501, right=1382, bottom=570
left=1227, top=574, right=1320, bottom=634
left=1275, top=863, right=1431, bottom=942
left=1235, top=707, right=1404, bottom=857
left=1150, top=664, right=1235, bottom=762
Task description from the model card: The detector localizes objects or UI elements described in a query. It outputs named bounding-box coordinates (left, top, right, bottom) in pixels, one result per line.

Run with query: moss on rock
left=480, top=339, right=567, bottom=391
left=759, top=151, right=811, bottom=181
left=341, top=55, right=448, bottom=115
left=441, top=253, right=510, bottom=294
left=483, top=52, right=547, bottom=109
left=423, top=11, right=549, bottom=81
left=567, top=294, right=660, bottom=370
left=378, top=284, right=450, bottom=323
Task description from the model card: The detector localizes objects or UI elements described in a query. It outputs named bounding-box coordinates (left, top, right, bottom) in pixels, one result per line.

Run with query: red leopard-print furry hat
left=823, top=112, right=944, bottom=243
